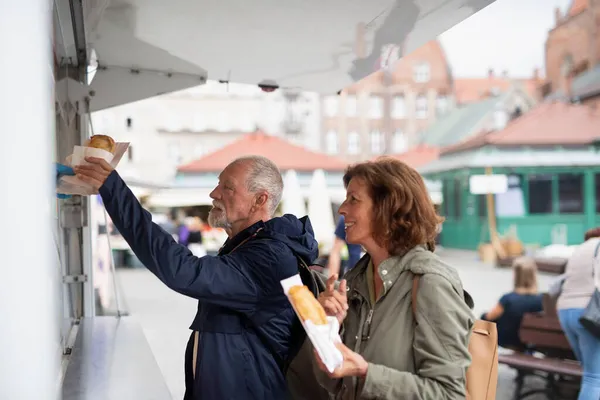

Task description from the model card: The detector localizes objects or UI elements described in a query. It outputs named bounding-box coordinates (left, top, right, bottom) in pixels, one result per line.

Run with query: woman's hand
left=314, top=342, right=368, bottom=378
left=73, top=157, right=114, bottom=191
left=318, top=274, right=348, bottom=324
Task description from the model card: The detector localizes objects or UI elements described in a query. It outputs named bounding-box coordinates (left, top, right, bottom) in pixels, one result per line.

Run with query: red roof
left=384, top=145, right=440, bottom=169
left=441, top=102, right=600, bottom=154
left=178, top=131, right=348, bottom=173
left=454, top=76, right=541, bottom=104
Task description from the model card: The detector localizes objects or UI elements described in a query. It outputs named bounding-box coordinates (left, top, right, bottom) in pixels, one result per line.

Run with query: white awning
left=78, top=0, right=495, bottom=97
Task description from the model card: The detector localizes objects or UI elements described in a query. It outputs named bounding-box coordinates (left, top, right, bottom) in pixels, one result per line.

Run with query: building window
left=283, top=99, right=305, bottom=134
left=413, top=63, right=431, bottom=83
left=164, top=114, right=182, bottom=132
left=495, top=174, right=526, bottom=217
left=511, top=106, right=523, bottom=120
left=442, top=180, right=451, bottom=217
left=216, top=111, right=231, bottom=132
left=240, top=111, right=255, bottom=132
left=453, top=178, right=462, bottom=219
left=561, top=54, right=574, bottom=77
left=168, top=143, right=181, bottom=163
left=345, top=95, right=357, bottom=117
left=392, top=130, right=407, bottom=153
left=392, top=95, right=406, bottom=119
left=325, top=130, right=338, bottom=154
left=493, top=109, right=508, bottom=130
left=596, top=174, right=600, bottom=214
left=192, top=113, right=206, bottom=132
left=416, top=95, right=428, bottom=119
left=127, top=146, right=134, bottom=162
left=477, top=194, right=487, bottom=218
left=347, top=131, right=360, bottom=155
left=370, top=130, right=384, bottom=154
left=324, top=96, right=338, bottom=117
left=369, top=96, right=383, bottom=119
left=527, top=174, right=553, bottom=214
left=436, top=95, right=448, bottom=116
left=558, top=173, right=584, bottom=214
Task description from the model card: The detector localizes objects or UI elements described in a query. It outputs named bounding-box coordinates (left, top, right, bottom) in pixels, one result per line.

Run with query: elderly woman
left=313, top=158, right=473, bottom=399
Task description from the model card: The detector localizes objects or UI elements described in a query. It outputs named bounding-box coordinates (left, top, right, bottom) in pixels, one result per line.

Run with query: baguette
left=288, top=285, right=328, bottom=325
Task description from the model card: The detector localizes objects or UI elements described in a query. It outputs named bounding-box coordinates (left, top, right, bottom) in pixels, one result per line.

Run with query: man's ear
left=252, top=193, right=268, bottom=212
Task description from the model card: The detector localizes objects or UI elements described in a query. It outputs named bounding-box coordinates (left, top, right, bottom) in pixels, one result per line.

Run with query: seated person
left=481, top=257, right=543, bottom=349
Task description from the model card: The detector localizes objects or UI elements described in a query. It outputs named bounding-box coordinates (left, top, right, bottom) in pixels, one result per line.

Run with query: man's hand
left=318, top=274, right=348, bottom=325
left=73, top=157, right=114, bottom=191
left=314, top=342, right=368, bottom=378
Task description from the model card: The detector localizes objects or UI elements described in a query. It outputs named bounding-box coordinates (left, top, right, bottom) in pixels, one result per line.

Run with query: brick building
left=543, top=0, right=600, bottom=107
left=320, top=40, right=454, bottom=163
left=320, top=39, right=542, bottom=163
left=454, top=69, right=542, bottom=105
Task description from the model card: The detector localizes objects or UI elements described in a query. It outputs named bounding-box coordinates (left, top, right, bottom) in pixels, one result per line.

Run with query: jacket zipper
left=361, top=309, right=374, bottom=341
left=352, top=290, right=375, bottom=347
left=351, top=292, right=374, bottom=400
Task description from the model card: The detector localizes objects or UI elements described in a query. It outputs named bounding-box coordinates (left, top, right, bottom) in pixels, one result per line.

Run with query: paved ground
left=115, top=249, right=559, bottom=400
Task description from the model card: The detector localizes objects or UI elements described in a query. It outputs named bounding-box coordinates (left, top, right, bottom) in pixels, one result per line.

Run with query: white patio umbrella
left=281, top=170, right=307, bottom=217
left=308, top=169, right=336, bottom=256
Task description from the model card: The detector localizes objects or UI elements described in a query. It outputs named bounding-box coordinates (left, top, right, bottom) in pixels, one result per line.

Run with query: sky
left=439, top=0, right=573, bottom=78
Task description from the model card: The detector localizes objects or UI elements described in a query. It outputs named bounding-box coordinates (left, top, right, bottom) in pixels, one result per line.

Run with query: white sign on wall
left=469, top=174, right=508, bottom=195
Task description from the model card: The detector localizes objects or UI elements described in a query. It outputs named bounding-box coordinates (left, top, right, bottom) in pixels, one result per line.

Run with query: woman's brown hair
left=343, top=157, right=444, bottom=255
left=584, top=227, right=600, bottom=241
left=512, top=257, right=538, bottom=295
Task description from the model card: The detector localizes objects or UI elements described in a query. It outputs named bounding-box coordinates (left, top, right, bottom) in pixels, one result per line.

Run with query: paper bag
left=57, top=142, right=130, bottom=196
left=281, top=274, right=344, bottom=373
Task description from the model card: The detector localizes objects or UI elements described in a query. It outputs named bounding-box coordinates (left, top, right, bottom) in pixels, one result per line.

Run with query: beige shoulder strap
left=192, top=331, right=199, bottom=378
left=412, top=275, right=420, bottom=317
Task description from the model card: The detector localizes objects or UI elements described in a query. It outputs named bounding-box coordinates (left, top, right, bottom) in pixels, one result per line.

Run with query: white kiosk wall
left=0, top=1, right=60, bottom=398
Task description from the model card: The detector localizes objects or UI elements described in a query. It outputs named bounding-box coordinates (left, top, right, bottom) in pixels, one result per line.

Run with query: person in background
left=556, top=228, right=600, bottom=400
left=172, top=210, right=191, bottom=246
left=327, top=215, right=362, bottom=277
left=186, top=216, right=207, bottom=257
left=481, top=257, right=543, bottom=349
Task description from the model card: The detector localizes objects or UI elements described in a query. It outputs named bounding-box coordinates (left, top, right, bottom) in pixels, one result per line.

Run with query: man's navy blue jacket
left=99, top=171, right=319, bottom=400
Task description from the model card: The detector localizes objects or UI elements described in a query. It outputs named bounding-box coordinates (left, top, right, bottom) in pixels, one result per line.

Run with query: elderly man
left=75, top=155, right=319, bottom=400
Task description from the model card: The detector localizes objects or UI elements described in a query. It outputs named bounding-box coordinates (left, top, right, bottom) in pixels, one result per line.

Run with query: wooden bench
left=498, top=294, right=582, bottom=400
left=533, top=257, right=568, bottom=275
left=499, top=352, right=581, bottom=400
left=496, top=256, right=567, bottom=274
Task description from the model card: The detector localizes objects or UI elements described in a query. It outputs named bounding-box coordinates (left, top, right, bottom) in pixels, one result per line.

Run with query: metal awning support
left=54, top=0, right=96, bottom=326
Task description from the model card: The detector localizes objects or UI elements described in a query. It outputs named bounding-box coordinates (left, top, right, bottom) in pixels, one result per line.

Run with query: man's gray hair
left=232, top=155, right=283, bottom=216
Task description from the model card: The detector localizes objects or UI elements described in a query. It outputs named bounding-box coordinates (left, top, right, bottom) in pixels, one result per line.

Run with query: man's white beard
left=208, top=209, right=231, bottom=229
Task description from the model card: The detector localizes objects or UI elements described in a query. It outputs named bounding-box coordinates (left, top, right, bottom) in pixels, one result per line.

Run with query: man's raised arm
left=75, top=159, right=261, bottom=313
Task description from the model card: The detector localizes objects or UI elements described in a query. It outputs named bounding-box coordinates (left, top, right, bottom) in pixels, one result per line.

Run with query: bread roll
left=288, top=285, right=328, bottom=325
left=86, top=135, right=116, bottom=153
